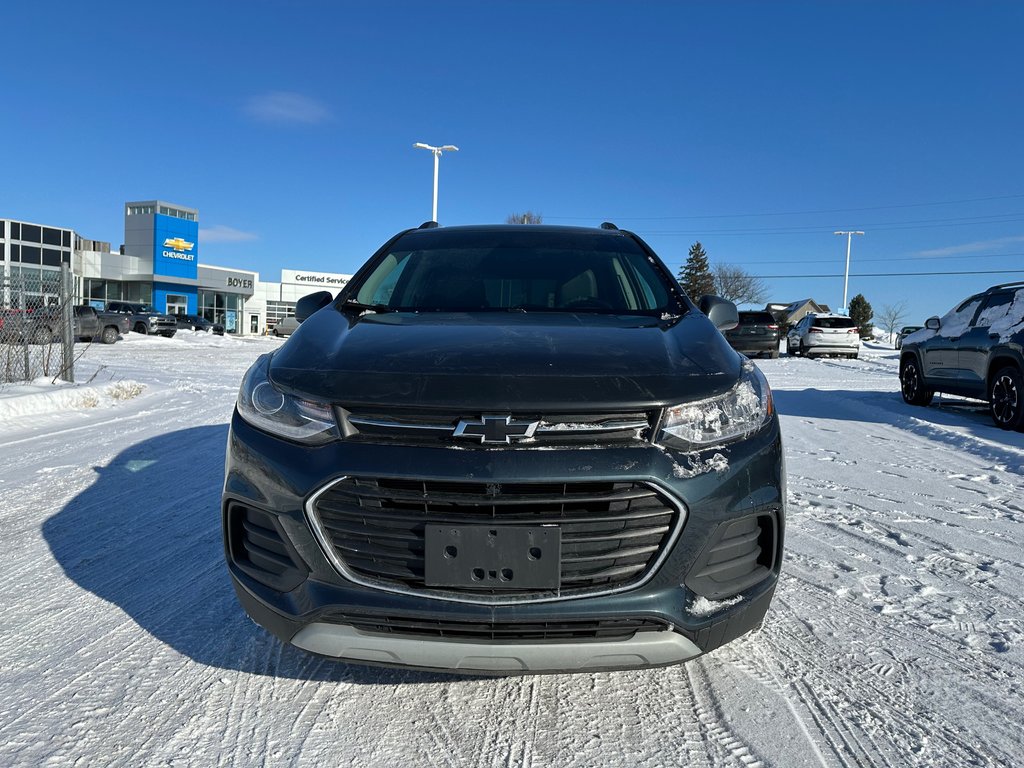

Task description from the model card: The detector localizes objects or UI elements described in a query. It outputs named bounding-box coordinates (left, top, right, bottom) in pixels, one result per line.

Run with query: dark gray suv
left=900, top=281, right=1024, bottom=430
left=222, top=223, right=785, bottom=674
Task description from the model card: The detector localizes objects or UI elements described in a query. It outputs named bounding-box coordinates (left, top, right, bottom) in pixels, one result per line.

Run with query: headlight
left=236, top=354, right=339, bottom=444
left=149, top=316, right=161, bottom=322
left=660, top=361, right=774, bottom=449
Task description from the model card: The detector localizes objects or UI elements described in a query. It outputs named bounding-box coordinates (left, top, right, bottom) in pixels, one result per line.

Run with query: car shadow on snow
left=42, top=425, right=464, bottom=685
left=773, top=388, right=1024, bottom=475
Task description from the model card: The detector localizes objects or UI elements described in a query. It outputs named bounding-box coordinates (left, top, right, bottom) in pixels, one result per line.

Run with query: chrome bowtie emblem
left=453, top=415, right=540, bottom=444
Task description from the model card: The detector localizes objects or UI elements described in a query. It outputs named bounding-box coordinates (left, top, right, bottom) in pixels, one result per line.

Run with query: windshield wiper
left=343, top=299, right=392, bottom=313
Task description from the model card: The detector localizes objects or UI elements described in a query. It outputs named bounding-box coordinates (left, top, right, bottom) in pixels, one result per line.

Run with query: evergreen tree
left=848, top=294, right=874, bottom=338
left=678, top=241, right=716, bottom=301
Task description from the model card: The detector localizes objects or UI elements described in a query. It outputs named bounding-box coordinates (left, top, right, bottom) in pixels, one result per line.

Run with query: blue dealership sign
left=153, top=214, right=199, bottom=280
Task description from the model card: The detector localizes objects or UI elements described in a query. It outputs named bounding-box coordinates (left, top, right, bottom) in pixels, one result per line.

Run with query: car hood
left=269, top=309, right=741, bottom=411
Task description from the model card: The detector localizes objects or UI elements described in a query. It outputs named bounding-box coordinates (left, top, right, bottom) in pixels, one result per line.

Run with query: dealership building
left=1, top=200, right=351, bottom=335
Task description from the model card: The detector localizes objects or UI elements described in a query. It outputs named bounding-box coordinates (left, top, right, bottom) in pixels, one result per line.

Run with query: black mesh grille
left=310, top=478, right=680, bottom=598
left=324, top=613, right=670, bottom=642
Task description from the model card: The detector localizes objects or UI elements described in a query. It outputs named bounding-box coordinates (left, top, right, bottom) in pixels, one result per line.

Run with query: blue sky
left=5, top=1, right=1023, bottom=327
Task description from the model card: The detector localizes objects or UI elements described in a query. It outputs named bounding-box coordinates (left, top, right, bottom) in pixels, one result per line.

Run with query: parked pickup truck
left=75, top=305, right=129, bottom=343
left=105, top=301, right=177, bottom=337
left=11, top=305, right=129, bottom=344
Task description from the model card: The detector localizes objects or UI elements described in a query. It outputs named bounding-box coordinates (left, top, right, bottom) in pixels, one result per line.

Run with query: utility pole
left=834, top=230, right=864, bottom=314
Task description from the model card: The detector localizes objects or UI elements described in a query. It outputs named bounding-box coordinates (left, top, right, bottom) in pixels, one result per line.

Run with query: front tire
left=989, top=366, right=1024, bottom=431
left=134, top=322, right=148, bottom=334
left=901, top=358, right=934, bottom=406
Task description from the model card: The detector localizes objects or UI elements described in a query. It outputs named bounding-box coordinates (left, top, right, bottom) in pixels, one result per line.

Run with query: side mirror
left=925, top=316, right=941, bottom=331
left=295, top=291, right=334, bottom=322
left=699, top=295, right=739, bottom=331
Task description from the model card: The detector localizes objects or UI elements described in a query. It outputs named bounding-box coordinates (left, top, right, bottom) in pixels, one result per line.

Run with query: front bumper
left=223, top=411, right=785, bottom=673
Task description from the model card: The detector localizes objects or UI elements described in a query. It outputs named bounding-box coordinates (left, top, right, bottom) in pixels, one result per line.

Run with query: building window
left=20, top=224, right=41, bottom=243
left=10, top=222, right=20, bottom=240
left=267, top=300, right=296, bottom=326
left=42, top=248, right=62, bottom=267
left=43, top=227, right=62, bottom=246
left=21, top=245, right=41, bottom=264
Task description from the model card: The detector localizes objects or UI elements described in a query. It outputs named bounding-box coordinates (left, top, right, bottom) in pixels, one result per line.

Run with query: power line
left=546, top=192, right=1024, bottom=222
left=639, top=212, right=1024, bottom=237
left=748, top=269, right=1024, bottom=279
left=670, top=251, right=1024, bottom=268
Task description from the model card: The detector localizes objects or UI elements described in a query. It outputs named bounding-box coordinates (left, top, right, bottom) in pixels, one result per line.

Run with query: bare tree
left=712, top=263, right=768, bottom=306
left=506, top=211, right=543, bottom=224
left=878, top=301, right=908, bottom=346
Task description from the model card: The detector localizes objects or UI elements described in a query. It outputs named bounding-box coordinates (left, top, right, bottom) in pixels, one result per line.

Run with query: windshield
left=352, top=230, right=679, bottom=314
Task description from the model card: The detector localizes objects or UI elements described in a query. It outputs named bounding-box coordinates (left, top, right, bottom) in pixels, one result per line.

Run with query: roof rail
left=418, top=221, right=439, bottom=229
left=600, top=222, right=619, bottom=230
left=991, top=280, right=1024, bottom=289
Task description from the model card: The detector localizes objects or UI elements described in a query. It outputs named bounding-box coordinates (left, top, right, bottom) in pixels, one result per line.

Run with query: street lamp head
left=413, top=142, right=434, bottom=150
left=439, top=145, right=459, bottom=152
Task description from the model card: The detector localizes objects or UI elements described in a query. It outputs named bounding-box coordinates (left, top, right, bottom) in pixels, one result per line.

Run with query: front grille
left=308, top=478, right=682, bottom=601
left=323, top=613, right=670, bottom=642
left=341, top=408, right=654, bottom=446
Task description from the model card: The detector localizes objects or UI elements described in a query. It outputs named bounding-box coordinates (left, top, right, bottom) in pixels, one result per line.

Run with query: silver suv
left=787, top=313, right=860, bottom=359
left=899, top=282, right=1024, bottom=430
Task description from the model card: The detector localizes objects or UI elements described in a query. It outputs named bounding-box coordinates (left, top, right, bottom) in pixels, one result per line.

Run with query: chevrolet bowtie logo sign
left=163, top=237, right=194, bottom=252
left=453, top=415, right=540, bottom=444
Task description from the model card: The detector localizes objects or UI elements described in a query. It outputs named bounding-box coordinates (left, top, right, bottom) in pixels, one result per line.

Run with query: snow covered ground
left=1, top=332, right=1021, bottom=767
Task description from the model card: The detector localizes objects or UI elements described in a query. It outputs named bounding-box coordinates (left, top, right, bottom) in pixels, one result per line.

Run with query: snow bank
left=0, top=378, right=145, bottom=419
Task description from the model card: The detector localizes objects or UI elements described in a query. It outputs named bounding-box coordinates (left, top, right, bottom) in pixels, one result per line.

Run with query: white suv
left=787, top=313, right=860, bottom=359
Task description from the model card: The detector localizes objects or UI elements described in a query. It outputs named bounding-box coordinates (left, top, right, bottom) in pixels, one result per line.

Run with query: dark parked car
left=900, top=281, right=1024, bottom=430
left=174, top=313, right=225, bottom=335
left=894, top=325, right=923, bottom=349
left=223, top=223, right=785, bottom=675
left=724, top=311, right=781, bottom=358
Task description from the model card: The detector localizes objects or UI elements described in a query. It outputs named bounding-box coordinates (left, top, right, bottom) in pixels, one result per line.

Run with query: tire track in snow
left=685, top=662, right=764, bottom=767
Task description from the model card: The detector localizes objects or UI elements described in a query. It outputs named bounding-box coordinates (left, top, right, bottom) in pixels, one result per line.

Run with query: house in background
left=766, top=299, right=833, bottom=328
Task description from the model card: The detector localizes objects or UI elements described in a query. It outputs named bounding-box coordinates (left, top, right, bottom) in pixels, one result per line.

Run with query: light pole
left=413, top=142, right=459, bottom=222
left=834, top=230, right=864, bottom=314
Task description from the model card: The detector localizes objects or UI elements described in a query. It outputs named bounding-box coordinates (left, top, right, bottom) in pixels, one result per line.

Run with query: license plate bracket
left=424, top=525, right=561, bottom=590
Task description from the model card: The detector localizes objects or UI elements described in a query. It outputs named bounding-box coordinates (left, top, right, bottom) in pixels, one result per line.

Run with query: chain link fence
left=1, top=265, right=75, bottom=384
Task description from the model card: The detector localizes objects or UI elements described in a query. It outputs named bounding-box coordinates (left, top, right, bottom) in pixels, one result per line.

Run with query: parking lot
left=0, top=333, right=1019, bottom=766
